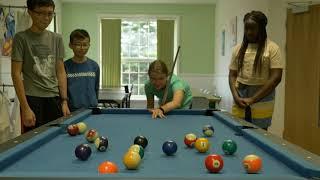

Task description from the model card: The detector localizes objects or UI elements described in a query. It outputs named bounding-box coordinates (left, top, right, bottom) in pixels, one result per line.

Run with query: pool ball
left=202, top=125, right=214, bottom=137
left=67, top=124, right=79, bottom=136
left=94, top=136, right=108, bottom=152
left=85, top=129, right=99, bottom=142
left=243, top=154, right=262, bottom=173
left=222, top=139, right=237, bottom=155
left=134, top=135, right=148, bottom=149
left=98, top=161, right=119, bottom=174
left=184, top=133, right=197, bottom=148
left=162, top=140, right=178, bottom=156
left=194, top=138, right=210, bottom=153
left=205, top=154, right=224, bottom=173
left=76, top=122, right=87, bottom=134
left=75, top=144, right=92, bottom=161
left=123, top=151, right=141, bottom=170
left=128, top=144, right=144, bottom=159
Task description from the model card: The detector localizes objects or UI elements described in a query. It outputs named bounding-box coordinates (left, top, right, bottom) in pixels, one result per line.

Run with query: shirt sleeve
left=269, top=42, right=283, bottom=69
left=172, top=80, right=185, bottom=92
left=11, top=34, right=24, bottom=62
left=229, top=45, right=240, bottom=70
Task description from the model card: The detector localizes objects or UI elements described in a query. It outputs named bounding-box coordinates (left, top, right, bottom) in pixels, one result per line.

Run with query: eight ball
left=134, top=135, right=148, bottom=149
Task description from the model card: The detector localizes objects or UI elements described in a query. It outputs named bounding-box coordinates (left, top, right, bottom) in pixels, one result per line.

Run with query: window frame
left=98, top=14, right=180, bottom=100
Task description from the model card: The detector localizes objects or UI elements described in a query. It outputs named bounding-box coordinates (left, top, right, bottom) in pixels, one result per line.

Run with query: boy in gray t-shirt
left=11, top=0, right=70, bottom=133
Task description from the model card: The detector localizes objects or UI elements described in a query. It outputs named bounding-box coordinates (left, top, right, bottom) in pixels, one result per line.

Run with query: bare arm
left=150, top=90, right=184, bottom=119
left=229, top=70, right=239, bottom=101
left=229, top=69, right=246, bottom=108
left=160, top=90, right=184, bottom=113
left=11, top=60, right=36, bottom=127
left=11, top=61, right=29, bottom=110
left=56, top=60, right=70, bottom=116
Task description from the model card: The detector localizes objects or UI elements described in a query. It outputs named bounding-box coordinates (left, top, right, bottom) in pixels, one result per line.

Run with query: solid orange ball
left=242, top=154, right=262, bottom=173
left=98, top=161, right=119, bottom=174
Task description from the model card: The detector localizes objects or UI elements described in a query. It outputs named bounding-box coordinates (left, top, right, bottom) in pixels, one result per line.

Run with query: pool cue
left=161, top=46, right=181, bottom=106
left=245, top=105, right=252, bottom=123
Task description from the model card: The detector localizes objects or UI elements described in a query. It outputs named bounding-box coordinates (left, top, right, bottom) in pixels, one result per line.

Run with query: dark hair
left=69, top=29, right=90, bottom=44
left=148, top=60, right=169, bottom=76
left=237, top=10, right=268, bottom=75
left=27, top=0, right=55, bottom=10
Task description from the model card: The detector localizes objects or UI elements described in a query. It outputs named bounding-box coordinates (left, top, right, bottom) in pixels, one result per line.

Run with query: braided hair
left=237, top=11, right=268, bottom=75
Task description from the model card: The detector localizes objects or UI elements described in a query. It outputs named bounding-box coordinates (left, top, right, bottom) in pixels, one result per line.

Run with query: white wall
left=214, top=0, right=287, bottom=137
left=0, top=0, right=26, bottom=98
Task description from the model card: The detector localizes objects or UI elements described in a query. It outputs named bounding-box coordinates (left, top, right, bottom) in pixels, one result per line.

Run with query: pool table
left=0, top=108, right=319, bottom=180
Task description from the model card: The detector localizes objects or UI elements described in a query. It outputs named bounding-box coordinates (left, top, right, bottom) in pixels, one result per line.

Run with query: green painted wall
left=61, top=3, right=215, bottom=74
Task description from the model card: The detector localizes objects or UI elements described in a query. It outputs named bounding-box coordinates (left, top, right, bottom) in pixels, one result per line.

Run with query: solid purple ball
left=75, top=144, right=92, bottom=161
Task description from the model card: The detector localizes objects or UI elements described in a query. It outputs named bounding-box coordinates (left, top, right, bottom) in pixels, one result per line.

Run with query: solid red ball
left=205, top=154, right=224, bottom=173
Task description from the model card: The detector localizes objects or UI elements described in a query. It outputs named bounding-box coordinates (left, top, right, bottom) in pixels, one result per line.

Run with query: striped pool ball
left=243, top=154, right=262, bottom=173
left=194, top=138, right=210, bottom=153
left=205, top=154, right=224, bottom=173
left=85, top=129, right=99, bottom=142
left=94, top=136, right=108, bottom=152
left=202, top=125, right=214, bottom=137
left=184, top=133, right=197, bottom=148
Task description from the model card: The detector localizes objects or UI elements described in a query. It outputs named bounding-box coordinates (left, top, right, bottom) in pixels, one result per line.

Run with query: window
left=121, top=20, right=157, bottom=97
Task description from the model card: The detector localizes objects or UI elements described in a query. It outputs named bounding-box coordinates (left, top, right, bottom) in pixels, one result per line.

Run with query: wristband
left=159, top=107, right=165, bottom=114
left=61, top=97, right=68, bottom=102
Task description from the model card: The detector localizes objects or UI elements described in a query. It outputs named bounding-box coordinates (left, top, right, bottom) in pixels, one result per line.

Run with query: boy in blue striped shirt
left=64, top=29, right=100, bottom=111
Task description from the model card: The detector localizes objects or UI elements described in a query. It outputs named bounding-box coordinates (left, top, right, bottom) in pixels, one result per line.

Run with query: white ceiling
left=60, top=0, right=217, bottom=4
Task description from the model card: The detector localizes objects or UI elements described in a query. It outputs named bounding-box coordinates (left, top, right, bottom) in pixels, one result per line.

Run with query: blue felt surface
left=0, top=110, right=311, bottom=180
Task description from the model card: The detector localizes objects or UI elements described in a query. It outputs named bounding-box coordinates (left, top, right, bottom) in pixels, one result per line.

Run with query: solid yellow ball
left=123, top=151, right=141, bottom=170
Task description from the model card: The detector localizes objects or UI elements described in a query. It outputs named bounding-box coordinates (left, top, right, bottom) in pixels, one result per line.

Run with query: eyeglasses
left=32, top=10, right=56, bottom=18
left=72, top=43, right=90, bottom=49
